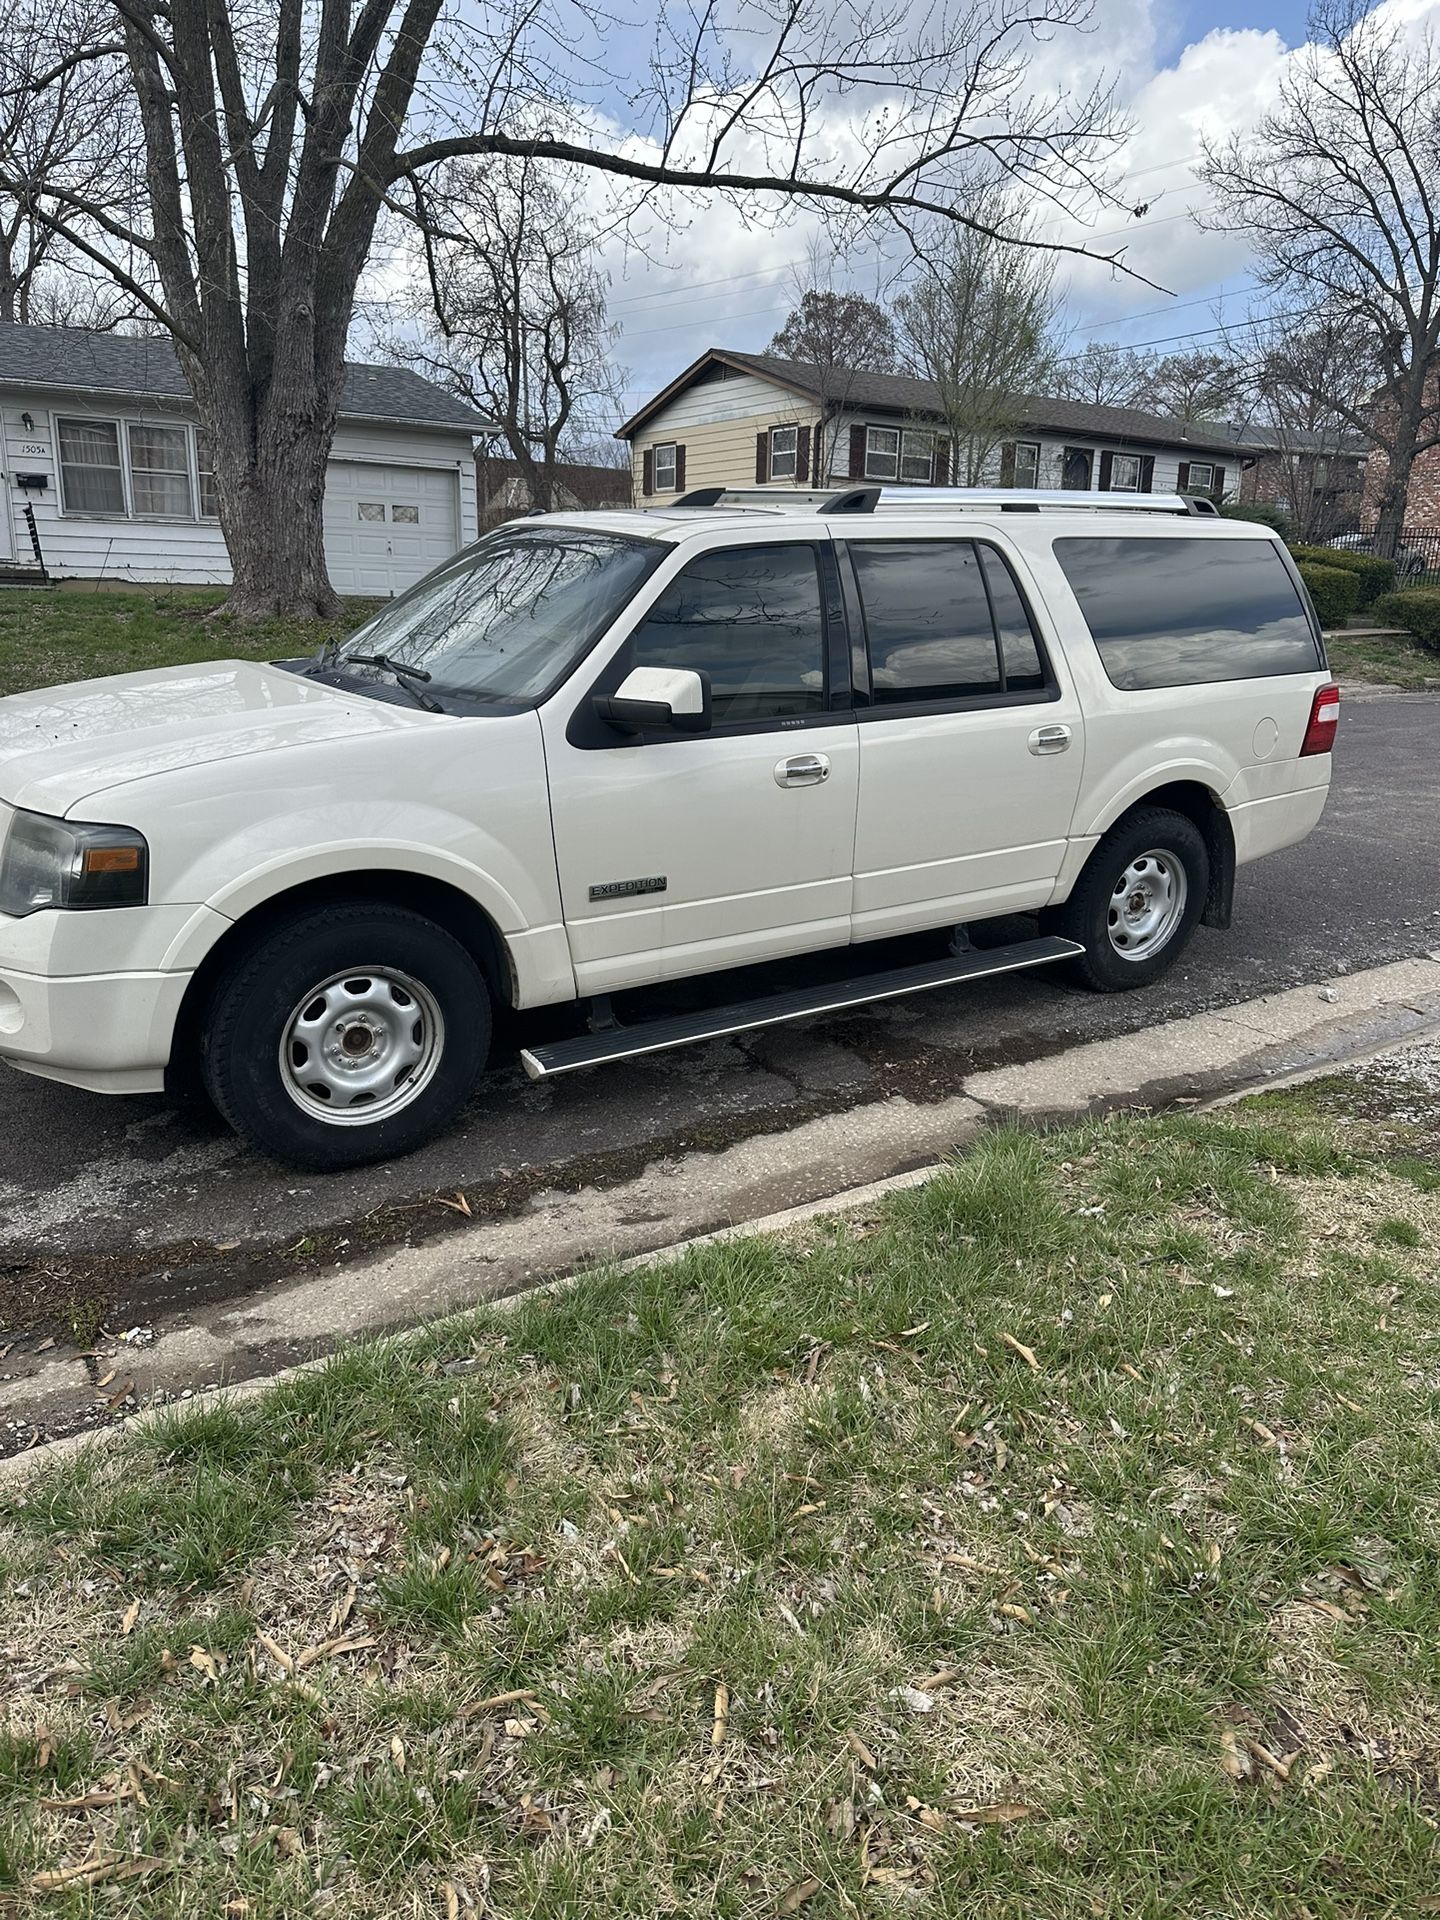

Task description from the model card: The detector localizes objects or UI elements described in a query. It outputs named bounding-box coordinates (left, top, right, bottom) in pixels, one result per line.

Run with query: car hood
left=0, top=660, right=424, bottom=817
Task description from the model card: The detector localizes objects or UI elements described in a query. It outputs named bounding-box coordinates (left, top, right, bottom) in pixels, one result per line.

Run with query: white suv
left=0, top=486, right=1338, bottom=1169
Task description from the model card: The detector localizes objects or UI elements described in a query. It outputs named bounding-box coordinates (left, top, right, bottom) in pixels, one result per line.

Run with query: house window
left=1184, top=461, right=1215, bottom=494
left=1108, top=453, right=1142, bottom=493
left=56, top=418, right=126, bottom=515
left=1011, top=442, right=1041, bottom=488
left=769, top=425, right=798, bottom=480
left=127, top=422, right=193, bottom=517
left=196, top=431, right=219, bottom=518
left=900, top=432, right=934, bottom=483
left=865, top=426, right=933, bottom=483
left=865, top=427, right=899, bottom=480
left=653, top=443, right=677, bottom=492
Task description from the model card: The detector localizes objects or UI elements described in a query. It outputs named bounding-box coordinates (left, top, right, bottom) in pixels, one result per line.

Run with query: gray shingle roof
left=621, top=347, right=1270, bottom=457
left=0, top=321, right=491, bottom=433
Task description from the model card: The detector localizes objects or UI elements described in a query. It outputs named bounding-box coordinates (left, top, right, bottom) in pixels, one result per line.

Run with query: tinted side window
left=1054, top=536, right=1322, bottom=691
left=851, top=541, right=1001, bottom=702
left=630, top=544, right=826, bottom=725
left=980, top=546, right=1047, bottom=691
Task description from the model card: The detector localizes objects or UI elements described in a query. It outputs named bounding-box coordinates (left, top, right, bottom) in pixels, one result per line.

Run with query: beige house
left=617, top=349, right=1265, bottom=503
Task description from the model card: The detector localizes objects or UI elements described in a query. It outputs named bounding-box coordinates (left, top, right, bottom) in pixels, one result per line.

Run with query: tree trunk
left=193, top=357, right=346, bottom=621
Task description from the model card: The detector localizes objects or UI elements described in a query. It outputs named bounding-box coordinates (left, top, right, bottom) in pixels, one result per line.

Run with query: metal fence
left=1324, top=524, right=1440, bottom=586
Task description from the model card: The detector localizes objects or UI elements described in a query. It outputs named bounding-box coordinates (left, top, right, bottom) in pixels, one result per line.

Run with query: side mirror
left=594, top=665, right=711, bottom=735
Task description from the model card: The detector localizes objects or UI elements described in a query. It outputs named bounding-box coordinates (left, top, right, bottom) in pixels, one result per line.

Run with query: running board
left=519, top=935, right=1084, bottom=1080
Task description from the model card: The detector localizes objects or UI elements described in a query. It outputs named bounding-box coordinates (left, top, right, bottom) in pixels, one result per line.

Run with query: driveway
left=3, top=691, right=1438, bottom=1328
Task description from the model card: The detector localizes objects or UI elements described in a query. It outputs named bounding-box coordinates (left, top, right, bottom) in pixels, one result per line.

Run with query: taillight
left=1300, top=683, right=1340, bottom=757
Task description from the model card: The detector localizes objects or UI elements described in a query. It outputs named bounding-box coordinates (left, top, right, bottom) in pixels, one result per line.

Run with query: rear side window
left=850, top=539, right=1048, bottom=704
left=630, top=543, right=826, bottom=725
left=1053, top=536, right=1322, bottom=691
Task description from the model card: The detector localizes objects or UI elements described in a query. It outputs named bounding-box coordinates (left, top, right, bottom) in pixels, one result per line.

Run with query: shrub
left=1371, top=589, right=1440, bottom=653
left=1295, top=562, right=1361, bottom=629
left=1290, top=545, right=1396, bottom=606
left=1221, top=500, right=1293, bottom=536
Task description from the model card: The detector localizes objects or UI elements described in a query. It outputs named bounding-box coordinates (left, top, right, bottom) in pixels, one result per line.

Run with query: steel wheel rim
left=1106, top=849, right=1188, bottom=963
left=278, top=966, right=444, bottom=1127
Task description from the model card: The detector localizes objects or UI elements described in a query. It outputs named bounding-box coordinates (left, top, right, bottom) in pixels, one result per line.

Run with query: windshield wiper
left=338, top=652, right=444, bottom=713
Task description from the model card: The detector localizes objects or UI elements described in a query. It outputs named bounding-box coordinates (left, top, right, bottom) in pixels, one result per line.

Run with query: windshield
left=333, top=528, right=661, bottom=705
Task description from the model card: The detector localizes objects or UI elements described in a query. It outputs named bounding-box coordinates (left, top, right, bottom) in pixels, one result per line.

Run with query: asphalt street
left=2, top=691, right=1437, bottom=1284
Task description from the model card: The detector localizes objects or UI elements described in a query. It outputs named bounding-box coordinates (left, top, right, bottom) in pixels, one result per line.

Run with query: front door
left=541, top=537, right=860, bottom=995
left=842, top=535, right=1084, bottom=939
left=1062, top=447, right=1094, bottom=491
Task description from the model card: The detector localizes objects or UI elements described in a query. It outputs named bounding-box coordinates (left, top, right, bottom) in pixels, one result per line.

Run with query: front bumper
left=0, top=966, right=191, bottom=1093
left=0, top=903, right=225, bottom=1095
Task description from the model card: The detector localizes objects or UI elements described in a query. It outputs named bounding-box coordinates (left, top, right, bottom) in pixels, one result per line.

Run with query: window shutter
left=1177, top=461, right=1191, bottom=493
left=796, top=424, right=811, bottom=488
left=674, top=445, right=686, bottom=492
left=849, top=424, right=866, bottom=479
left=642, top=448, right=654, bottom=497
left=1139, top=455, right=1155, bottom=494
left=756, top=432, right=769, bottom=484
left=935, top=439, right=952, bottom=485
left=1212, top=464, right=1226, bottom=497
left=1098, top=451, right=1114, bottom=491
left=999, top=443, right=1017, bottom=487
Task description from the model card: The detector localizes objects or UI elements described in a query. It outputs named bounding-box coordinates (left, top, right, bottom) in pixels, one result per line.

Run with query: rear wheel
left=201, top=903, right=491, bottom=1169
left=1056, top=808, right=1209, bottom=993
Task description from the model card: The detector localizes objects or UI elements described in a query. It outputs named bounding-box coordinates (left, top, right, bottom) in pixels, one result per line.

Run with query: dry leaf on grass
left=711, top=1683, right=730, bottom=1748
left=950, top=1803, right=1044, bottom=1824
left=1000, top=1332, right=1040, bottom=1371
left=777, top=1876, right=821, bottom=1913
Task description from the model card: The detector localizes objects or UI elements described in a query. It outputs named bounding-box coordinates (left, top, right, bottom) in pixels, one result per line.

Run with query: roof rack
left=671, top=485, right=1223, bottom=519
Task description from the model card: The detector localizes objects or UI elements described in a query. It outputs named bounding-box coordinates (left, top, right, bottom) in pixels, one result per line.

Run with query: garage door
left=323, top=461, right=460, bottom=596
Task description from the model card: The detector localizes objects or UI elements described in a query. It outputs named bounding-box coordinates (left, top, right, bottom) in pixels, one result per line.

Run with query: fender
left=1076, top=751, right=1234, bottom=840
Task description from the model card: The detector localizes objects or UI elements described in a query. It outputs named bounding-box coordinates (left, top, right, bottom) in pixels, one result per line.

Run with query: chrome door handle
left=1028, top=724, right=1072, bottom=756
left=775, top=752, right=831, bottom=788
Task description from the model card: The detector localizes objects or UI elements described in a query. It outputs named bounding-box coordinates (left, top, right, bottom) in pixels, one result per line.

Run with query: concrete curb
left=5, top=950, right=1440, bottom=1480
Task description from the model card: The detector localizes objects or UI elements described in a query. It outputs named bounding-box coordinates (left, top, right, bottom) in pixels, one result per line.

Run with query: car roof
left=526, top=488, right=1279, bottom=547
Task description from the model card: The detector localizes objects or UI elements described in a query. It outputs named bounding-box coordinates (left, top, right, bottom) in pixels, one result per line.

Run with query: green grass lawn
left=1325, top=625, right=1440, bottom=691
left=3, top=1089, right=1439, bottom=1917
left=0, top=588, right=376, bottom=700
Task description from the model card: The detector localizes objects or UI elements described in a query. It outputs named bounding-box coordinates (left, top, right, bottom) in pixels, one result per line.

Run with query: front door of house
left=1062, top=447, right=1093, bottom=491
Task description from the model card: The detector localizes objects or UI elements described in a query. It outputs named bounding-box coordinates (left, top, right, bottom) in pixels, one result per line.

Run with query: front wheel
left=201, top=903, right=491, bottom=1169
left=1055, top=808, right=1209, bottom=993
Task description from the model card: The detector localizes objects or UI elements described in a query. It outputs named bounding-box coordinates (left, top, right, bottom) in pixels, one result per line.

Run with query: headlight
left=0, top=810, right=149, bottom=916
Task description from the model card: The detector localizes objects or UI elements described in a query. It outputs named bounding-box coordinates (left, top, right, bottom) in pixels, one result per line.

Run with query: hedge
left=1371, top=589, right=1440, bottom=653
left=1289, top=545, right=1396, bottom=607
left=1296, top=562, right=1361, bottom=629
left=1220, top=501, right=1293, bottom=536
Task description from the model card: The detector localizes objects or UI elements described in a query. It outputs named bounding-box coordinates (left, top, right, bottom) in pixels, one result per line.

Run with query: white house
left=618, top=350, right=1267, bottom=506
left=0, top=322, right=489, bottom=596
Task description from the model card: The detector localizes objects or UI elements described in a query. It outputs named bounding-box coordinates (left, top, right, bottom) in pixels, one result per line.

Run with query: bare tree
left=1134, top=348, right=1243, bottom=422
left=1233, top=307, right=1377, bottom=539
left=1053, top=339, right=1153, bottom=408
left=893, top=204, right=1060, bottom=484
left=0, top=0, right=137, bottom=325
left=770, top=290, right=897, bottom=372
left=1, top=0, right=1132, bottom=616
left=397, top=159, right=623, bottom=515
left=1201, top=0, right=1440, bottom=555
left=766, top=242, right=898, bottom=482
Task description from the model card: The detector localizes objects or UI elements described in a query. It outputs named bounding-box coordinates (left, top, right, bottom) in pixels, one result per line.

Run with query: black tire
left=200, top=903, right=491, bottom=1170
left=1055, top=807, right=1209, bottom=993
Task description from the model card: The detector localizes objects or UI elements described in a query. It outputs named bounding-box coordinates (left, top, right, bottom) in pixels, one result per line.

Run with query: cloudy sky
left=596, top=0, right=1426, bottom=420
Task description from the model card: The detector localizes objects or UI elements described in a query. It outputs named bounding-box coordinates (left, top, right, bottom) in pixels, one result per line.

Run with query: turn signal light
left=82, top=846, right=142, bottom=875
left=1300, top=683, right=1340, bottom=757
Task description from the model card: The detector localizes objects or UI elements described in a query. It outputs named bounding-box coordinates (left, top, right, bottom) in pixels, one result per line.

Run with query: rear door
left=840, top=533, right=1085, bottom=940
left=541, top=533, right=860, bottom=994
